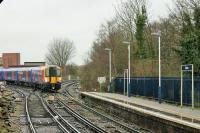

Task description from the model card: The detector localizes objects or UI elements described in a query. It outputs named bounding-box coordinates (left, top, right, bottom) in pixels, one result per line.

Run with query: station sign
left=182, top=64, right=193, bottom=71
left=97, top=77, right=106, bottom=84
left=180, top=64, right=194, bottom=109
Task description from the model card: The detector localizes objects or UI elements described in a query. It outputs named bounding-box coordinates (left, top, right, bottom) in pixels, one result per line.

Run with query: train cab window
left=45, top=68, right=49, bottom=77
left=57, top=69, right=61, bottom=76
left=49, top=67, right=56, bottom=76
left=49, top=67, right=61, bottom=77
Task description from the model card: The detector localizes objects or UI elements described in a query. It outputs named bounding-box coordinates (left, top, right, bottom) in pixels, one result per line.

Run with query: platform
left=81, top=92, right=200, bottom=133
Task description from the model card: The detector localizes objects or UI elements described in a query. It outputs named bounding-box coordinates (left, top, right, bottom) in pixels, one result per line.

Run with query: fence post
left=192, top=64, right=194, bottom=109
left=181, top=66, right=183, bottom=108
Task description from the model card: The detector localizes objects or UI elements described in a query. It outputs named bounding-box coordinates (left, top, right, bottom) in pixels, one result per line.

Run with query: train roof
left=47, top=65, right=60, bottom=68
left=0, top=66, right=45, bottom=71
left=0, top=65, right=60, bottom=71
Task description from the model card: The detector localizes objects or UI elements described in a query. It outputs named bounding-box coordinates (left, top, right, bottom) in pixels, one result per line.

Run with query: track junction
left=7, top=81, right=150, bottom=133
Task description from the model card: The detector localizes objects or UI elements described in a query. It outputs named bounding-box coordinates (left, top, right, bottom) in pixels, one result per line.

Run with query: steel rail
left=10, top=88, right=36, bottom=133
left=25, top=95, right=37, bottom=133
left=38, top=94, right=80, bottom=133
left=13, top=88, right=37, bottom=133
left=61, top=82, right=76, bottom=87
left=63, top=83, right=142, bottom=133
left=13, top=89, right=25, bottom=97
left=44, top=100, right=81, bottom=133
left=57, top=99, right=107, bottom=133
left=74, top=96, right=141, bottom=133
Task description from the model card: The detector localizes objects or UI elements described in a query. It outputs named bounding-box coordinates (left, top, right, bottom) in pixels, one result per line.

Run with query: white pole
left=124, top=70, right=125, bottom=95
left=158, top=36, right=161, bottom=103
left=109, top=50, right=112, bottom=84
left=124, top=69, right=126, bottom=95
left=181, top=66, right=183, bottom=107
left=128, top=44, right=130, bottom=96
left=159, top=36, right=161, bottom=88
left=126, top=69, right=128, bottom=97
left=105, top=48, right=112, bottom=92
left=151, top=31, right=161, bottom=103
left=100, top=83, right=101, bottom=92
left=192, top=64, right=194, bottom=109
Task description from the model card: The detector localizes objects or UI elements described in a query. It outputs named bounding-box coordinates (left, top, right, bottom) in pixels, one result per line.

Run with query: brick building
left=2, top=53, right=20, bottom=68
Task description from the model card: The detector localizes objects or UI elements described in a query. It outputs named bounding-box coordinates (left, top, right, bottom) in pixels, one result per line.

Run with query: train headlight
left=45, top=78, right=48, bottom=82
left=58, top=77, right=62, bottom=82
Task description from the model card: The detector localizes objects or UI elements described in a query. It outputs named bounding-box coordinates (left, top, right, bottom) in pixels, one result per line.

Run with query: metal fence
left=111, top=77, right=200, bottom=107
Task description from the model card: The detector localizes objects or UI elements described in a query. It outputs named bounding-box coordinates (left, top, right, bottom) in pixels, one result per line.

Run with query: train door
left=18, top=71, right=22, bottom=81
left=25, top=70, right=29, bottom=82
left=4, top=71, right=6, bottom=81
left=22, top=71, right=26, bottom=81
left=15, top=70, right=18, bottom=81
left=30, top=69, right=32, bottom=82
left=6, top=70, right=12, bottom=80
left=12, top=69, right=14, bottom=81
left=0, top=71, right=3, bottom=81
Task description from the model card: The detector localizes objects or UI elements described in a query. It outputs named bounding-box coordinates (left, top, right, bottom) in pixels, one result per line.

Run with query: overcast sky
left=0, top=0, right=173, bottom=65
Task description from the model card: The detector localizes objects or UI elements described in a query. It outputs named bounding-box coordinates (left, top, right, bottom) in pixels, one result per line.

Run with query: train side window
left=45, top=68, right=49, bottom=77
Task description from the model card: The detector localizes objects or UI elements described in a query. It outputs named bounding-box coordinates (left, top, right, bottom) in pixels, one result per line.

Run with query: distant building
left=2, top=53, right=20, bottom=68
left=24, top=62, right=46, bottom=66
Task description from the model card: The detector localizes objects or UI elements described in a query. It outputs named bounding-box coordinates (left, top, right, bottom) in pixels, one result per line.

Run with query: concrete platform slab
left=81, top=92, right=200, bottom=133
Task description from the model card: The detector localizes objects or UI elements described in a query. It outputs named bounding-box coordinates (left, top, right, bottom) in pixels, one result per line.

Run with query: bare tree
left=115, top=0, right=148, bottom=41
left=170, top=0, right=200, bottom=25
left=45, top=38, right=75, bottom=67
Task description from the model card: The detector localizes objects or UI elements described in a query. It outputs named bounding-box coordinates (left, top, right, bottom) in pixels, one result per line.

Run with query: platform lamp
left=105, top=48, right=112, bottom=92
left=151, top=31, right=162, bottom=104
left=122, top=41, right=131, bottom=97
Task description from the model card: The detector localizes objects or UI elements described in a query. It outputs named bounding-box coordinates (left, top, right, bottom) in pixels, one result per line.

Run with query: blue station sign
left=182, top=64, right=193, bottom=71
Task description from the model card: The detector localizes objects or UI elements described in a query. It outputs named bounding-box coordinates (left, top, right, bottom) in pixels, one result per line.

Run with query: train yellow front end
left=44, top=66, right=62, bottom=91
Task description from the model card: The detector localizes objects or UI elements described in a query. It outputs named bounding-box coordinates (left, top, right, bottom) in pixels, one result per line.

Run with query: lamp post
left=122, top=41, right=131, bottom=97
left=105, top=48, right=112, bottom=92
left=151, top=31, right=162, bottom=103
left=124, top=69, right=128, bottom=96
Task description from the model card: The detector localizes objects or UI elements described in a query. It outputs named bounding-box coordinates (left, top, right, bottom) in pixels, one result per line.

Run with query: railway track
left=26, top=95, right=37, bottom=133
left=43, top=94, right=107, bottom=133
left=38, top=94, right=78, bottom=133
left=7, top=82, right=150, bottom=133
left=10, top=86, right=63, bottom=133
left=10, top=88, right=37, bottom=133
left=10, top=85, right=103, bottom=133
left=59, top=82, right=150, bottom=133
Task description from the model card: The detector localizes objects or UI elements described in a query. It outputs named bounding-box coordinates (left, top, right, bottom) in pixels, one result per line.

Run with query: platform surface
left=81, top=92, right=200, bottom=129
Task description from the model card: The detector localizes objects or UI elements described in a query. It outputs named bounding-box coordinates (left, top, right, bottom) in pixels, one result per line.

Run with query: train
left=0, top=65, right=62, bottom=91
